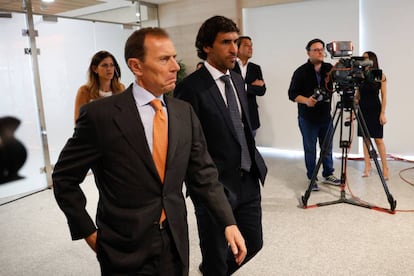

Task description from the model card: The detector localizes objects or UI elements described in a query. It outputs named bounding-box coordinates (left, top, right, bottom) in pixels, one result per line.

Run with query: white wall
left=244, top=0, right=414, bottom=155
left=244, top=0, right=359, bottom=151
left=159, top=0, right=238, bottom=28
left=360, top=0, right=414, bottom=154
left=159, top=0, right=239, bottom=72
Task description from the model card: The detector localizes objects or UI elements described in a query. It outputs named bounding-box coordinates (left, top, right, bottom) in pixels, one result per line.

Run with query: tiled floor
left=1, top=149, right=414, bottom=275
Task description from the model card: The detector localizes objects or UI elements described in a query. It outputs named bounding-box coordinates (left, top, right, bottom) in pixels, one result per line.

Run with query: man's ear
left=203, top=46, right=211, bottom=55
left=127, top=58, right=143, bottom=76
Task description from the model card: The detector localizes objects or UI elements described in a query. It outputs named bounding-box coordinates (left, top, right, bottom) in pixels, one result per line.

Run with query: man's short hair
left=237, top=36, right=252, bottom=48
left=195, top=15, right=240, bottom=60
left=306, top=38, right=325, bottom=51
left=124, top=27, right=169, bottom=63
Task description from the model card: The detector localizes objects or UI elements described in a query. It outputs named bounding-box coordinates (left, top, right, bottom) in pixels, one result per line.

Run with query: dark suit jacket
left=52, top=85, right=236, bottom=275
left=174, top=66, right=267, bottom=198
left=233, top=62, right=266, bottom=130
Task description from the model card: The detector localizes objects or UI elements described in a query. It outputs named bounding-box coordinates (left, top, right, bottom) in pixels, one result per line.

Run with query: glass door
left=0, top=12, right=48, bottom=203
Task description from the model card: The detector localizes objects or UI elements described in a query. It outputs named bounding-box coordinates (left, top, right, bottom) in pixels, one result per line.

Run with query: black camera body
left=326, top=41, right=381, bottom=106
left=331, top=56, right=374, bottom=88
left=326, top=41, right=374, bottom=88
left=312, top=87, right=329, bottom=102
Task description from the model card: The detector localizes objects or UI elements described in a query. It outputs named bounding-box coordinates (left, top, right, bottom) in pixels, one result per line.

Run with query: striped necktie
left=220, top=75, right=252, bottom=171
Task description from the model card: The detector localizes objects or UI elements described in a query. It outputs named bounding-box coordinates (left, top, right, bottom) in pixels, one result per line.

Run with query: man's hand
left=251, top=79, right=265, bottom=87
left=224, top=225, right=247, bottom=265
left=85, top=231, right=97, bottom=252
left=306, top=96, right=318, bottom=107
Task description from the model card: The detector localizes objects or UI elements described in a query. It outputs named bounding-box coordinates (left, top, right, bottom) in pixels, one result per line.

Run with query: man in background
left=233, top=36, right=266, bottom=137
left=175, top=16, right=267, bottom=276
left=288, top=38, right=340, bottom=191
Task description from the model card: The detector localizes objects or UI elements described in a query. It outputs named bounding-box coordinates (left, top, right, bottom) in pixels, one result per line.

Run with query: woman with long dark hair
left=74, top=51, right=125, bottom=121
left=356, top=51, right=389, bottom=180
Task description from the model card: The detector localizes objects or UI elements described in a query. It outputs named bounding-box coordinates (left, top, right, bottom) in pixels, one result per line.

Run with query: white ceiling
left=144, top=0, right=176, bottom=3
left=0, top=0, right=176, bottom=19
left=58, top=0, right=176, bottom=18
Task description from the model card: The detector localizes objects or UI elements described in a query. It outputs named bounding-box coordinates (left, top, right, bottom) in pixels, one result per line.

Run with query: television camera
left=302, top=41, right=396, bottom=213
left=324, top=41, right=382, bottom=105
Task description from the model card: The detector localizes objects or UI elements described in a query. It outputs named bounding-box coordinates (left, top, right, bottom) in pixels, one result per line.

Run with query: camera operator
left=288, top=38, right=340, bottom=191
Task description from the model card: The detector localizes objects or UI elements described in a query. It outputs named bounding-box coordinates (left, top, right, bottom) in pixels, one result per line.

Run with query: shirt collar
left=132, top=81, right=165, bottom=107
left=237, top=58, right=249, bottom=67
left=204, top=61, right=230, bottom=81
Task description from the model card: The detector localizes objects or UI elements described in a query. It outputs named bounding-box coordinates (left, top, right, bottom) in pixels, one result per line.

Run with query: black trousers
left=99, top=221, right=183, bottom=276
left=193, top=171, right=263, bottom=276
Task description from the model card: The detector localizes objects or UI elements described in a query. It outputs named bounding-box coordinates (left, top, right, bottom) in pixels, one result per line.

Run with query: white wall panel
left=243, top=0, right=359, bottom=151
left=360, top=0, right=414, bottom=155
left=159, top=0, right=237, bottom=28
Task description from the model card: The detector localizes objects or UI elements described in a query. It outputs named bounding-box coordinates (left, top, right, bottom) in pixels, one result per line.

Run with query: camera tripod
left=301, top=91, right=397, bottom=213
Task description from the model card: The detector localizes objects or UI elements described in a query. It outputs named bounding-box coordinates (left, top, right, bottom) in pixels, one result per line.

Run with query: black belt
left=153, top=219, right=168, bottom=230
left=240, top=169, right=250, bottom=177
left=159, top=220, right=168, bottom=230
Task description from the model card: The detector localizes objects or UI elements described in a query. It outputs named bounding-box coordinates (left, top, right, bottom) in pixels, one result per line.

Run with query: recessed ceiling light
left=42, top=0, right=55, bottom=3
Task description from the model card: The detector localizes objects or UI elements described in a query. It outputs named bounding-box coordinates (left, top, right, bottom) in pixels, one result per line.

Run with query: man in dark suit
left=233, top=36, right=266, bottom=136
left=174, top=16, right=267, bottom=276
left=52, top=27, right=246, bottom=276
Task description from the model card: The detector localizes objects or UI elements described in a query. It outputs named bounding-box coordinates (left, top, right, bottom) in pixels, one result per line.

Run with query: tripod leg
left=302, top=102, right=341, bottom=207
left=354, top=104, right=396, bottom=211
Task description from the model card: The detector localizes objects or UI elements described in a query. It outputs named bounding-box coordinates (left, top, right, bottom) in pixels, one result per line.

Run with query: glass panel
left=35, top=16, right=96, bottom=163
left=36, top=17, right=136, bottom=165
left=0, top=13, right=48, bottom=202
left=0, top=10, right=152, bottom=204
left=93, top=22, right=135, bottom=87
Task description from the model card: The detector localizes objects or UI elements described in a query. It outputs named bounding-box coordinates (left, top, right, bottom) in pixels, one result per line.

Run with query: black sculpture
left=0, top=116, right=27, bottom=184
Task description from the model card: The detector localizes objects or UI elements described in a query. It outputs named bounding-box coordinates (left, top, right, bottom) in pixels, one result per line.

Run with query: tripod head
left=336, top=85, right=356, bottom=110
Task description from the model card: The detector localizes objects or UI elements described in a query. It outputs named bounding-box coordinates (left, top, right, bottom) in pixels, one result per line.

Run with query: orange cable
left=345, top=167, right=414, bottom=213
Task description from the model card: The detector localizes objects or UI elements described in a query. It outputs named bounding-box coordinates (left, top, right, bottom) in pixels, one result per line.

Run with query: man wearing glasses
left=288, top=38, right=340, bottom=191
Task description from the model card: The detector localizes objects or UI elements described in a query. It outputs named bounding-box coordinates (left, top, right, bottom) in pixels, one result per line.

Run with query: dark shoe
left=323, top=175, right=341, bottom=186
left=308, top=179, right=320, bottom=191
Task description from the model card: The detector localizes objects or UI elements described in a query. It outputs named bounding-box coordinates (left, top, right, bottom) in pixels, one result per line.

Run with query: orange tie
left=150, top=99, right=168, bottom=223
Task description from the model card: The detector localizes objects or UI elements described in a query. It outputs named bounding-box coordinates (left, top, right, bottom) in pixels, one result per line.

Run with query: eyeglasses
left=309, top=48, right=325, bottom=53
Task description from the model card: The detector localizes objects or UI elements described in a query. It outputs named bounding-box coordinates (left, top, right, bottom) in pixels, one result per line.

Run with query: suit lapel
left=230, top=71, right=253, bottom=132
left=246, top=63, right=252, bottom=81
left=200, top=68, right=239, bottom=141
left=112, top=87, right=158, bottom=177
left=164, top=96, right=180, bottom=174
left=233, top=62, right=241, bottom=75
